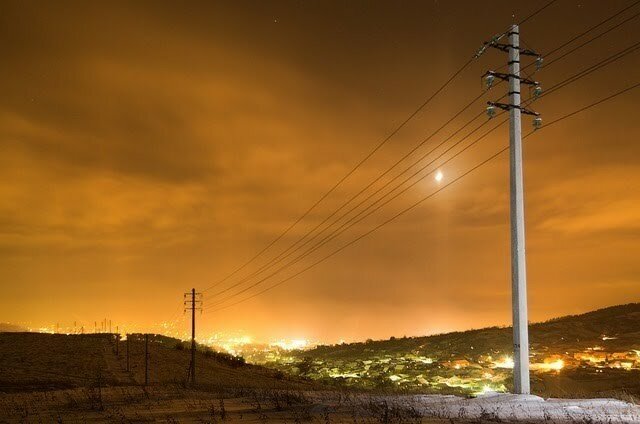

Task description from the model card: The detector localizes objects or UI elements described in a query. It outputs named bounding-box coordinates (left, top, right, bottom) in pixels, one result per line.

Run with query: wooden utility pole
left=144, top=334, right=149, bottom=386
left=184, top=288, right=202, bottom=386
left=126, top=336, right=130, bottom=372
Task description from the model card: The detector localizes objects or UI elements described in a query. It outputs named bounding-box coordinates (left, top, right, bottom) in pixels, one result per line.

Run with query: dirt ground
left=2, top=384, right=640, bottom=424
left=0, top=385, right=447, bottom=423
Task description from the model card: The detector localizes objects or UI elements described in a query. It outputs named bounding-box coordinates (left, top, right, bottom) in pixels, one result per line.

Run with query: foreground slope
left=0, top=332, right=311, bottom=392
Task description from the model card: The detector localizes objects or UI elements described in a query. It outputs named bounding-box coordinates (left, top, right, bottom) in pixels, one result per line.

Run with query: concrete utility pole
left=507, top=25, right=530, bottom=395
left=480, top=24, right=543, bottom=395
left=184, top=288, right=202, bottom=386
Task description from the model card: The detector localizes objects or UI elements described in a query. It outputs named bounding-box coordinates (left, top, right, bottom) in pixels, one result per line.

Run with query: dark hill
left=0, top=332, right=313, bottom=392
left=302, top=303, right=640, bottom=360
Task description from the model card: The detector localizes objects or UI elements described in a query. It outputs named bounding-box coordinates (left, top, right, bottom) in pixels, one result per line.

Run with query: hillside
left=0, top=323, right=27, bottom=332
left=302, top=303, right=640, bottom=360
left=0, top=332, right=313, bottom=392
left=261, top=304, right=640, bottom=397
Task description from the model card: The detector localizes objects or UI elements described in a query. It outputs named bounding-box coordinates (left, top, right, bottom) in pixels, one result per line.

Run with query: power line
left=540, top=10, right=640, bottom=70
left=202, top=3, right=627, bottom=301
left=494, top=2, right=640, bottom=73
left=201, top=1, right=563, bottom=294
left=544, top=0, right=640, bottom=57
left=541, top=40, right=640, bottom=98
left=205, top=90, right=493, bottom=300
left=202, top=57, right=475, bottom=293
left=206, top=117, right=505, bottom=309
left=206, top=81, right=639, bottom=313
left=203, top=32, right=640, bottom=307
left=517, top=0, right=559, bottom=25
left=204, top=43, right=640, bottom=309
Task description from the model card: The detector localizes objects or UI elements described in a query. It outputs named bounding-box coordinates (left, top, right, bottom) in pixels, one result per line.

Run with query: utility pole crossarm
left=487, top=101, right=540, bottom=116
left=483, top=71, right=539, bottom=87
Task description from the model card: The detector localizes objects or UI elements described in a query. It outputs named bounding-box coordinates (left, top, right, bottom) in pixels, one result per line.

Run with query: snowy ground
left=1, top=386, right=639, bottom=423
left=355, top=392, right=640, bottom=423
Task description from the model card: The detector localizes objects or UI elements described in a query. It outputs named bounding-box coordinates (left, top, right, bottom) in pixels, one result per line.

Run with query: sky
left=1, top=0, right=639, bottom=342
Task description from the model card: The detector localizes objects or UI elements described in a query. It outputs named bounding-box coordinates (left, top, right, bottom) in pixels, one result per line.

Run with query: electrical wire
left=203, top=43, right=640, bottom=309
left=545, top=0, right=640, bottom=57
left=200, top=0, right=563, bottom=295
left=203, top=34, right=640, bottom=307
left=201, top=58, right=475, bottom=293
left=206, top=81, right=639, bottom=313
left=204, top=90, right=495, bottom=300
left=517, top=0, right=559, bottom=25
left=202, top=2, right=632, bottom=301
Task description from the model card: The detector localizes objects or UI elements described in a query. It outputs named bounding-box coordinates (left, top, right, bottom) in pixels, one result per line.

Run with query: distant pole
left=115, top=334, right=120, bottom=356
left=126, top=336, right=130, bottom=372
left=144, top=334, right=149, bottom=386
left=184, top=288, right=202, bottom=386
left=191, top=288, right=196, bottom=385
left=109, top=320, right=112, bottom=334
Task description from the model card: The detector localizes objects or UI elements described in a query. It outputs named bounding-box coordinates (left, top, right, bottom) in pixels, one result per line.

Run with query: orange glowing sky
left=1, top=1, right=639, bottom=342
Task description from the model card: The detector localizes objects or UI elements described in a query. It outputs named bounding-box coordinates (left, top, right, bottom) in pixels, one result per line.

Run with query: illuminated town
left=15, top=318, right=640, bottom=397
left=244, top=339, right=640, bottom=396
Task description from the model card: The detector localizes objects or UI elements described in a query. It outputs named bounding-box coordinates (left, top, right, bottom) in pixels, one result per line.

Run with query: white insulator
left=533, top=85, right=543, bottom=98
left=533, top=117, right=542, bottom=129
left=486, top=105, right=496, bottom=119
left=536, top=56, right=544, bottom=70
left=485, top=74, right=495, bottom=89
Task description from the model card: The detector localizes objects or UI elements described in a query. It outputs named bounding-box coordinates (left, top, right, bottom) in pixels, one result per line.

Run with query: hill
left=302, top=303, right=640, bottom=360
left=263, top=304, right=640, bottom=398
left=0, top=332, right=313, bottom=392
left=0, top=323, right=27, bottom=332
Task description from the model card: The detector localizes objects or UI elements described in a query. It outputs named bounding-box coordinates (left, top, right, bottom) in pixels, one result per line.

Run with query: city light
left=493, top=356, right=514, bottom=369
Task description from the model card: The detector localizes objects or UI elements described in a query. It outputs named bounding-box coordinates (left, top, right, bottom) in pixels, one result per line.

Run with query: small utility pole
left=184, top=288, right=202, bottom=386
left=479, top=24, right=543, bottom=395
left=144, top=334, right=149, bottom=386
left=126, top=336, right=130, bottom=372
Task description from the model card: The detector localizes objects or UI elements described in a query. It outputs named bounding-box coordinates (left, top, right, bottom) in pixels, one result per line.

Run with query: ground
left=1, top=385, right=639, bottom=423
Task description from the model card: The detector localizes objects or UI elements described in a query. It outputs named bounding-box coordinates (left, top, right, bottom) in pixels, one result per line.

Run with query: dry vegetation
left=0, top=332, right=313, bottom=393
left=1, top=330, right=639, bottom=422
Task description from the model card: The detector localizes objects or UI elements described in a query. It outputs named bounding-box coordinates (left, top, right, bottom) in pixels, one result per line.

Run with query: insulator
left=533, top=116, right=542, bottom=129
left=486, top=105, right=496, bottom=119
left=485, top=73, right=495, bottom=89
left=536, top=56, right=544, bottom=70
left=533, top=85, right=543, bottom=98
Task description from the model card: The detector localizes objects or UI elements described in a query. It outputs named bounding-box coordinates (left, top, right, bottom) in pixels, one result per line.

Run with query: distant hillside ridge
left=0, top=323, right=28, bottom=332
left=302, top=303, right=640, bottom=360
